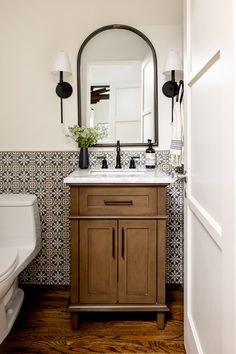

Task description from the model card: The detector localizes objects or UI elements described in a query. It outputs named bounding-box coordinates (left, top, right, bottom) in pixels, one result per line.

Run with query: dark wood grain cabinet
left=67, top=185, right=169, bottom=329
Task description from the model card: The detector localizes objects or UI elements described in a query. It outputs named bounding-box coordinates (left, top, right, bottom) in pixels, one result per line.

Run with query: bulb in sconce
left=51, top=51, right=72, bottom=75
left=163, top=50, right=182, bottom=75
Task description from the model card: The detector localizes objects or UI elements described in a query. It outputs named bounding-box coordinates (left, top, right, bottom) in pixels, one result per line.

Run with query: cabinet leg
left=71, top=313, right=80, bottom=330
left=157, top=312, right=165, bottom=329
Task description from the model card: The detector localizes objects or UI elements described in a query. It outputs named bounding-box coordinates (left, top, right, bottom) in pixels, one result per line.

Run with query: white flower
left=67, top=125, right=104, bottom=148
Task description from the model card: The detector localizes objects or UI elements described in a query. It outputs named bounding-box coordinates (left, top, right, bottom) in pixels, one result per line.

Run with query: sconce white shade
left=51, top=51, right=72, bottom=76
left=163, top=50, right=182, bottom=74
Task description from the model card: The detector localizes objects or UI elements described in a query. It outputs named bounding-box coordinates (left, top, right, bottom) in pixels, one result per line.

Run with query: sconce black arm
left=55, top=71, right=73, bottom=124
left=162, top=70, right=183, bottom=123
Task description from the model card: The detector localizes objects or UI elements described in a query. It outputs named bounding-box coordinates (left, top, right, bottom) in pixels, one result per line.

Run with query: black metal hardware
left=162, top=72, right=184, bottom=123
left=162, top=70, right=179, bottom=98
left=112, top=227, right=115, bottom=258
left=162, top=70, right=179, bottom=123
left=115, top=140, right=122, bottom=168
left=121, top=227, right=125, bottom=258
left=129, top=156, right=140, bottom=169
left=97, top=156, right=108, bottom=169
left=55, top=71, right=73, bottom=124
left=104, top=200, right=133, bottom=206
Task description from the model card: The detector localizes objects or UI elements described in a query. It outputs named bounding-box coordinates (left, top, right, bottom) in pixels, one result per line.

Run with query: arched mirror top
left=77, top=24, right=158, bottom=146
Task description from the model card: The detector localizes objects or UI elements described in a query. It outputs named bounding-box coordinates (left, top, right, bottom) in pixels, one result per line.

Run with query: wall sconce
left=51, top=51, right=73, bottom=124
left=162, top=50, right=183, bottom=121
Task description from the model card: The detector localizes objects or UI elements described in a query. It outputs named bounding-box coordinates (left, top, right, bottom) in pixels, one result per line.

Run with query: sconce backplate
left=162, top=81, right=179, bottom=98
left=56, top=82, right=73, bottom=99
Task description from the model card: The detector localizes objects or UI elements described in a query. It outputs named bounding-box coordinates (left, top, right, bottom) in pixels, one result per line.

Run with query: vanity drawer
left=79, top=186, right=157, bottom=216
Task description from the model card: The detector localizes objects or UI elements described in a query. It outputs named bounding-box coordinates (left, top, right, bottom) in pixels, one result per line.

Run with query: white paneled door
left=184, top=0, right=236, bottom=353
left=110, top=82, right=141, bottom=143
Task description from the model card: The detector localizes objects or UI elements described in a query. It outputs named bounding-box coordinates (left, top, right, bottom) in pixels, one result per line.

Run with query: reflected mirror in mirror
left=77, top=24, right=158, bottom=146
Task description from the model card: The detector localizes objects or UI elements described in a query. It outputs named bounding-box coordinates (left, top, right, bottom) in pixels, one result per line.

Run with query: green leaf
left=67, top=124, right=104, bottom=148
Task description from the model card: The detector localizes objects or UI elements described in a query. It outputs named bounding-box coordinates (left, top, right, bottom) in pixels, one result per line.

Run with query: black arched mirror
left=77, top=24, right=158, bottom=146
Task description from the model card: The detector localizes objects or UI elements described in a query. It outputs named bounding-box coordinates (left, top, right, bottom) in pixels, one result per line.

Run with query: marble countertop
left=64, top=168, right=173, bottom=185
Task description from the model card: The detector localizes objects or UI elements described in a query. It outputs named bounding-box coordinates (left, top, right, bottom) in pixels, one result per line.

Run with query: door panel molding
left=188, top=50, right=221, bottom=87
left=186, top=313, right=204, bottom=354
left=188, top=195, right=222, bottom=249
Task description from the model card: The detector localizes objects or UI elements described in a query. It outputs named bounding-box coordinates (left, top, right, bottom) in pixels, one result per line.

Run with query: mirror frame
left=77, top=24, right=158, bottom=146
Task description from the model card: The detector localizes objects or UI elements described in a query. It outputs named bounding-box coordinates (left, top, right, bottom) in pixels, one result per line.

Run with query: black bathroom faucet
left=115, top=140, right=122, bottom=168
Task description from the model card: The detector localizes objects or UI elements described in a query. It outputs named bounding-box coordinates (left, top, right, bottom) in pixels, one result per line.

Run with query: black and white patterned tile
left=0, top=150, right=184, bottom=284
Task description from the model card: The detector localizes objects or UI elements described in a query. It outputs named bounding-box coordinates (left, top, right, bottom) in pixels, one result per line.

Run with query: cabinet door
left=80, top=220, right=117, bottom=304
left=118, top=220, right=156, bottom=303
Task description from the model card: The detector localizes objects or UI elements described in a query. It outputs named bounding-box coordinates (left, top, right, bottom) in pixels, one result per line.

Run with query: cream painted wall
left=0, top=0, right=182, bottom=151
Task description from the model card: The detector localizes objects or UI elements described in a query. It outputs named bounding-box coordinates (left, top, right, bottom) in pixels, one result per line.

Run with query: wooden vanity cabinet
left=79, top=219, right=117, bottom=304
left=68, top=184, right=169, bottom=329
left=79, top=219, right=156, bottom=304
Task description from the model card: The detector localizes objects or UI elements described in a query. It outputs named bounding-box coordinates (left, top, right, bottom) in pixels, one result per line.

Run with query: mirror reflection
left=78, top=25, right=158, bottom=146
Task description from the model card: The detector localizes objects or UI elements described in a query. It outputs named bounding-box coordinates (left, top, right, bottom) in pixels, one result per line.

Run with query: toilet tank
left=0, top=194, right=41, bottom=249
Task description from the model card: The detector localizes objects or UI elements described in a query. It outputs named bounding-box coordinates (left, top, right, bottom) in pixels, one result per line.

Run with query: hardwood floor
left=0, top=285, right=185, bottom=354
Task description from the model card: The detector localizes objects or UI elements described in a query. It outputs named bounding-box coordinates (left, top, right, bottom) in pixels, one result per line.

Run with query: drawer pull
left=112, top=227, right=115, bottom=258
left=122, top=227, right=125, bottom=258
left=104, top=200, right=133, bottom=206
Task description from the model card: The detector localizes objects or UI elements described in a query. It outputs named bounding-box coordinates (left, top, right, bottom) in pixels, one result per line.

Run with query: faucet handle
left=97, top=156, right=108, bottom=169
left=102, top=158, right=108, bottom=169
left=129, top=156, right=140, bottom=169
left=116, top=140, right=120, bottom=151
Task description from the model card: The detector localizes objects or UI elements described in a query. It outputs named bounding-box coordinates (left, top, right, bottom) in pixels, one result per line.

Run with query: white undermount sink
left=89, top=168, right=148, bottom=176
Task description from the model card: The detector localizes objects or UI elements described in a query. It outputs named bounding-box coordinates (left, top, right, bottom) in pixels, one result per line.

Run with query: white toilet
left=0, top=194, right=41, bottom=343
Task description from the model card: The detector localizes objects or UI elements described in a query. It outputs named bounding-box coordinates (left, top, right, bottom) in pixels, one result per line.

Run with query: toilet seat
left=0, top=248, right=18, bottom=283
